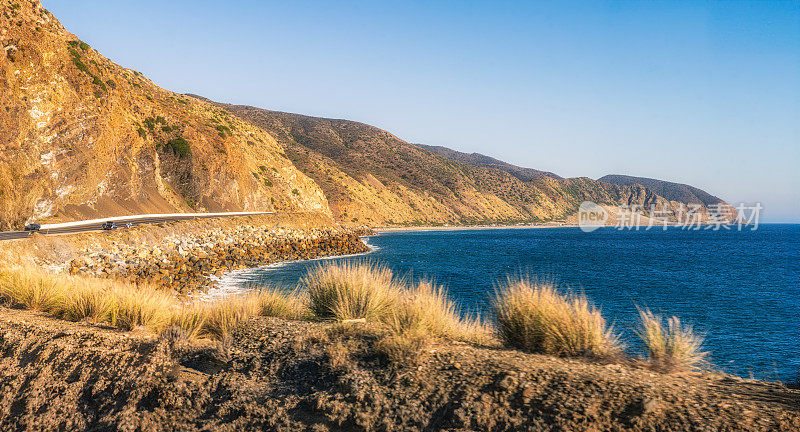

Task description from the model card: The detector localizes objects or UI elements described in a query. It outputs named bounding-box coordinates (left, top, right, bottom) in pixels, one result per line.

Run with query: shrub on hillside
left=166, top=137, right=191, bottom=158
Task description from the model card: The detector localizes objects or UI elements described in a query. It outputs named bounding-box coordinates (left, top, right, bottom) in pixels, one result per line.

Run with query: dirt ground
left=0, top=307, right=797, bottom=431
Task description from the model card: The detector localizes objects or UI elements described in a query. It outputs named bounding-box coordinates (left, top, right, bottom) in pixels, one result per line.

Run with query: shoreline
left=372, top=221, right=766, bottom=234
left=373, top=224, right=576, bottom=233
left=207, top=235, right=381, bottom=299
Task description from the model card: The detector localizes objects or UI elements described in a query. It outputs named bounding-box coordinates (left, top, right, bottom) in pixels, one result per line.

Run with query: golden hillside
left=0, top=0, right=731, bottom=230
left=208, top=101, right=717, bottom=226
left=0, top=0, right=329, bottom=230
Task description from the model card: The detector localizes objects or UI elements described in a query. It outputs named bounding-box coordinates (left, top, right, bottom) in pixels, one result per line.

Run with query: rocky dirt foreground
left=0, top=308, right=796, bottom=432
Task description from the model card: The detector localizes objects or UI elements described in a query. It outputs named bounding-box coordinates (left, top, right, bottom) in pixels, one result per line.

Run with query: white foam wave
left=208, top=237, right=379, bottom=298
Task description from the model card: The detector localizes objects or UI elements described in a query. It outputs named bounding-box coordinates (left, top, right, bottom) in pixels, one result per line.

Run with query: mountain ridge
left=598, top=175, right=724, bottom=207
left=203, top=98, right=729, bottom=226
left=414, top=144, right=728, bottom=209
left=414, top=144, right=562, bottom=181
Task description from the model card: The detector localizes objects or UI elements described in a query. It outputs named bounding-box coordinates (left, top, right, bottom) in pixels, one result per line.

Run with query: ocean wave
left=210, top=237, right=379, bottom=295
left=361, top=235, right=381, bottom=252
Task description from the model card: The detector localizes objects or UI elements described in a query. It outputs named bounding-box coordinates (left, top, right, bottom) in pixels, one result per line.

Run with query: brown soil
left=0, top=307, right=796, bottom=431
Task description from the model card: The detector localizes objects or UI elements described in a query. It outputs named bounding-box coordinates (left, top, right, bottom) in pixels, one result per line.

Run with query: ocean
left=225, top=224, right=800, bottom=382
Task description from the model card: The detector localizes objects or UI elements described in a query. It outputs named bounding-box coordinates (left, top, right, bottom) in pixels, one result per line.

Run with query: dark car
left=101, top=221, right=117, bottom=230
left=24, top=223, right=41, bottom=232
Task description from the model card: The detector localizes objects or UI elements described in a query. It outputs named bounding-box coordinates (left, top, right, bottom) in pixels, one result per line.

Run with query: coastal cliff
left=1, top=0, right=733, bottom=231
left=0, top=0, right=329, bottom=230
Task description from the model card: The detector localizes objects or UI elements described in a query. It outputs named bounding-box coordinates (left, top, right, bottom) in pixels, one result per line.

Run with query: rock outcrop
left=0, top=0, right=329, bottom=230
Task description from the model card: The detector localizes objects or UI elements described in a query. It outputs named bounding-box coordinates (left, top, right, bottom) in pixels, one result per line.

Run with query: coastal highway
left=0, top=212, right=271, bottom=241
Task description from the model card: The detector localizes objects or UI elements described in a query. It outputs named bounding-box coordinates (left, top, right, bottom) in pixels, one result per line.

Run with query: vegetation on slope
left=0, top=0, right=328, bottom=230
left=196, top=99, right=726, bottom=227
left=636, top=308, right=710, bottom=372
left=416, top=143, right=562, bottom=181
left=599, top=174, right=725, bottom=207
left=492, top=278, right=622, bottom=358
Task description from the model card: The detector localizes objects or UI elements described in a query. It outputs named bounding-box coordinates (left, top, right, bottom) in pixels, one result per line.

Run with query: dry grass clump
left=112, top=285, right=174, bottom=332
left=304, top=262, right=489, bottom=343
left=198, top=288, right=308, bottom=340
left=59, top=283, right=116, bottom=323
left=252, top=287, right=308, bottom=320
left=169, top=303, right=209, bottom=339
left=303, top=263, right=493, bottom=365
left=491, top=278, right=621, bottom=358
left=376, top=331, right=429, bottom=367
left=201, top=295, right=258, bottom=340
left=636, top=308, right=708, bottom=372
left=0, top=268, right=68, bottom=313
left=389, top=281, right=491, bottom=345
left=304, top=262, right=401, bottom=321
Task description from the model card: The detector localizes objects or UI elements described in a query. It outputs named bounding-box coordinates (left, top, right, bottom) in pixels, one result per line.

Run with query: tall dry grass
left=304, top=262, right=488, bottom=341
left=636, top=308, right=708, bottom=372
left=303, top=262, right=491, bottom=367
left=0, top=267, right=178, bottom=331
left=0, top=268, right=68, bottom=313
left=201, top=295, right=258, bottom=340
left=304, top=262, right=401, bottom=321
left=59, top=283, right=116, bottom=323
left=170, top=303, right=209, bottom=339
left=113, top=285, right=174, bottom=332
left=388, top=281, right=490, bottom=344
left=0, top=266, right=313, bottom=341
left=491, top=278, right=621, bottom=358
left=253, top=287, right=308, bottom=320
left=0, top=263, right=713, bottom=374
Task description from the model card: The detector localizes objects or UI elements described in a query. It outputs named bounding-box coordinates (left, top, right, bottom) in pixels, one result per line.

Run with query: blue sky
left=45, top=1, right=800, bottom=222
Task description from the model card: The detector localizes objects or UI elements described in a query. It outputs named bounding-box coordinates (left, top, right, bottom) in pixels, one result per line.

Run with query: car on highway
left=101, top=221, right=117, bottom=230
left=24, top=223, right=41, bottom=232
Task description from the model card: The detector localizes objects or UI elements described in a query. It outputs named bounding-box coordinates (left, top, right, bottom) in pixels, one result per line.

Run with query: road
left=0, top=212, right=271, bottom=241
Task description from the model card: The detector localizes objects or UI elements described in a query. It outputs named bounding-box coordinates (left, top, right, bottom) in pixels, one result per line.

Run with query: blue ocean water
left=231, top=224, right=800, bottom=382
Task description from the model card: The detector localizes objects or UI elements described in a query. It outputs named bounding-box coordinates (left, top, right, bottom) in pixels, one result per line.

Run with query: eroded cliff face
left=0, top=0, right=329, bottom=230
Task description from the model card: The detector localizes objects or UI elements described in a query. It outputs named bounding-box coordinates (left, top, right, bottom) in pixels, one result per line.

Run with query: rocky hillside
left=416, top=144, right=562, bottom=181
left=201, top=100, right=729, bottom=226
left=0, top=0, right=733, bottom=231
left=599, top=175, right=724, bottom=207
left=0, top=0, right=329, bottom=230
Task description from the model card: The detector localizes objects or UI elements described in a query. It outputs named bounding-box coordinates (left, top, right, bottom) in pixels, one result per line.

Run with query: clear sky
left=44, top=0, right=800, bottom=222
